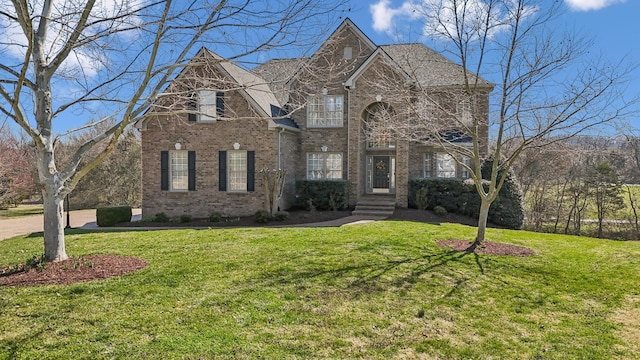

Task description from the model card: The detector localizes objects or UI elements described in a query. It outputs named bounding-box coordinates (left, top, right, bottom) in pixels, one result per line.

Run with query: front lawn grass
left=1, top=221, right=639, bottom=359
left=0, top=204, right=43, bottom=219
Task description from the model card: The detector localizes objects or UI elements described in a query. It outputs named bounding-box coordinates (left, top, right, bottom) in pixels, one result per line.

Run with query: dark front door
left=373, top=156, right=390, bottom=189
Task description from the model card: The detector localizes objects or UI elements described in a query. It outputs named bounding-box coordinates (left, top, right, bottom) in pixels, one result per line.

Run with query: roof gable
left=286, top=18, right=377, bottom=87
left=345, top=43, right=493, bottom=89
left=203, top=49, right=280, bottom=117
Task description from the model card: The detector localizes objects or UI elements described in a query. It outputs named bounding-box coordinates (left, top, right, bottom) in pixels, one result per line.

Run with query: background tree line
left=514, top=135, right=640, bottom=239
left=0, top=124, right=140, bottom=210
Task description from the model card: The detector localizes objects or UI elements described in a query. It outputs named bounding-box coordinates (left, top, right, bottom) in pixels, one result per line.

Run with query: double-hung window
left=307, top=95, right=343, bottom=127
left=228, top=151, right=247, bottom=192
left=218, top=150, right=255, bottom=192
left=189, top=90, right=224, bottom=122
left=161, top=150, right=196, bottom=191
left=307, top=153, right=342, bottom=180
left=170, top=151, right=189, bottom=190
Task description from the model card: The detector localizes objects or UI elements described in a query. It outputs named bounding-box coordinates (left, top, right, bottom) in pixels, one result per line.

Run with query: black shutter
left=247, top=151, right=255, bottom=192
left=188, top=95, right=197, bottom=122
left=219, top=151, right=227, bottom=191
left=188, top=151, right=196, bottom=191
left=216, top=91, right=225, bottom=117
left=160, top=151, right=169, bottom=190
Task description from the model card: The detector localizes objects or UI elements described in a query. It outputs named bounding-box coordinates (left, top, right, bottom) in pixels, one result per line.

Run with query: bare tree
left=0, top=0, right=344, bottom=261
left=362, top=0, right=635, bottom=247
left=0, top=127, right=37, bottom=208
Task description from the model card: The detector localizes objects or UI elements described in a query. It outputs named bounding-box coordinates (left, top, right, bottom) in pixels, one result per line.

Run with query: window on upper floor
left=189, top=90, right=224, bottom=122
left=457, top=97, right=472, bottom=126
left=364, top=102, right=396, bottom=149
left=307, top=152, right=342, bottom=180
left=307, top=95, right=343, bottom=127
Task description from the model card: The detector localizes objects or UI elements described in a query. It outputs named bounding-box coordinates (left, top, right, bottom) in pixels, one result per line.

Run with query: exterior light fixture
left=233, top=142, right=241, bottom=150
left=321, top=145, right=328, bottom=152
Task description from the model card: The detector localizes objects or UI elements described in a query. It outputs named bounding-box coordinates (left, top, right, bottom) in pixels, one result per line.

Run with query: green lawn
left=1, top=221, right=639, bottom=359
left=0, top=204, right=43, bottom=219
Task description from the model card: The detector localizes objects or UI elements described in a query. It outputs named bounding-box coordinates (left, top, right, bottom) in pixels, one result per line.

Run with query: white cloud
left=565, top=0, right=626, bottom=11
left=0, top=0, right=146, bottom=78
left=370, top=0, right=538, bottom=41
left=370, top=0, right=418, bottom=33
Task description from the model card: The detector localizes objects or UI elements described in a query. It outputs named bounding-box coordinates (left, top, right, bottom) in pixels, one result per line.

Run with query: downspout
left=278, top=127, right=284, bottom=169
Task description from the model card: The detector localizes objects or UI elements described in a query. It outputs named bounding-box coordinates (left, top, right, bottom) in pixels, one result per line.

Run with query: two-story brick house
left=136, top=19, right=492, bottom=218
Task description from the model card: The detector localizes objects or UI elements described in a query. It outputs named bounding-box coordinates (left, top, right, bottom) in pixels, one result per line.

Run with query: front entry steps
left=352, top=197, right=396, bottom=217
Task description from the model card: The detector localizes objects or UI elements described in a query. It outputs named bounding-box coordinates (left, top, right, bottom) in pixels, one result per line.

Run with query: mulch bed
left=0, top=255, right=147, bottom=287
left=116, top=210, right=353, bottom=228
left=437, top=239, right=536, bottom=257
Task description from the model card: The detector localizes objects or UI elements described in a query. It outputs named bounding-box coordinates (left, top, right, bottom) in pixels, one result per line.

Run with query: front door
left=373, top=156, right=390, bottom=189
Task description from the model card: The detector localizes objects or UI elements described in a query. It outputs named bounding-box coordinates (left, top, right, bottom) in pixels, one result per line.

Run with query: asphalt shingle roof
left=252, top=58, right=305, bottom=105
left=205, top=49, right=281, bottom=117
left=380, top=44, right=492, bottom=88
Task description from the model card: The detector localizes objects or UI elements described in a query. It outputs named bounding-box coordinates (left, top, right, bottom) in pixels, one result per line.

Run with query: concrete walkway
left=0, top=209, right=383, bottom=241
left=0, top=209, right=142, bottom=241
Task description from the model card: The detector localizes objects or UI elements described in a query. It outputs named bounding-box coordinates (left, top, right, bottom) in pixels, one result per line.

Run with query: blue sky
left=2, top=0, right=638, bottom=135
left=343, top=0, right=639, bottom=130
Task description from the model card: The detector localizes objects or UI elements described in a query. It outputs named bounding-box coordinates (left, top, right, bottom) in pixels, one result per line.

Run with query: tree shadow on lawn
left=257, top=244, right=489, bottom=299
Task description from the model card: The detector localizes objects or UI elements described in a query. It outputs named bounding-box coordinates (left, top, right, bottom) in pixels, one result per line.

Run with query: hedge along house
left=136, top=19, right=492, bottom=218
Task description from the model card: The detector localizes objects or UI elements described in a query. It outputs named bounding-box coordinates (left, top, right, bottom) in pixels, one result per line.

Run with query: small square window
left=343, top=47, right=353, bottom=60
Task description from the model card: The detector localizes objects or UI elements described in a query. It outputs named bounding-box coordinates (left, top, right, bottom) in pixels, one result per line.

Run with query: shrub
left=255, top=210, right=271, bottom=223
left=408, top=158, right=524, bottom=229
left=415, top=187, right=429, bottom=210
left=154, top=212, right=170, bottom=222
left=179, top=214, right=192, bottom=223
left=274, top=211, right=289, bottom=221
left=209, top=212, right=221, bottom=222
left=296, top=180, right=349, bottom=211
left=96, top=206, right=132, bottom=227
left=434, top=206, right=447, bottom=216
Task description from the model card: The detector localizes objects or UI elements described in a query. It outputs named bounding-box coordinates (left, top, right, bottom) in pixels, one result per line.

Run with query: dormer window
left=189, top=90, right=224, bottom=122
left=307, top=94, right=343, bottom=127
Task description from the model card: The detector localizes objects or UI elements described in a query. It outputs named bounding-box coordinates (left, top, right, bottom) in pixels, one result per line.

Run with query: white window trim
left=307, top=95, right=344, bottom=128
left=227, top=150, right=247, bottom=192
left=306, top=152, right=343, bottom=180
left=170, top=150, right=189, bottom=191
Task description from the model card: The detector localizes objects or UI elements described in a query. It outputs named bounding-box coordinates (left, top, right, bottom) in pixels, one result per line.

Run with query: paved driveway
left=0, top=209, right=142, bottom=241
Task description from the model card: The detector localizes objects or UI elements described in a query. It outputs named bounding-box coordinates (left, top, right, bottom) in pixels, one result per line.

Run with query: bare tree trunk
left=42, top=183, right=68, bottom=262
left=471, top=199, right=491, bottom=249
left=626, top=185, right=639, bottom=234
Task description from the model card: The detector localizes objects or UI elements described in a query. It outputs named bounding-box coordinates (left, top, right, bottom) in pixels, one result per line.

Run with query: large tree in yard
left=365, top=0, right=636, bottom=248
left=0, top=0, right=344, bottom=261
